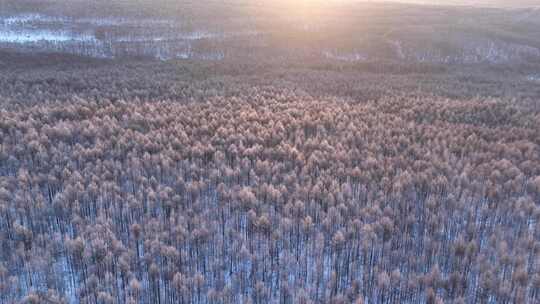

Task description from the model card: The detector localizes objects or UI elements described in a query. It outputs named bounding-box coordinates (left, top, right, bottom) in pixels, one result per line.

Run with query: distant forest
left=2, top=0, right=540, bottom=63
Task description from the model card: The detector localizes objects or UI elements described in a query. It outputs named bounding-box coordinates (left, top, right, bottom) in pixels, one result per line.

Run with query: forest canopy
left=0, top=0, right=540, bottom=302
left=0, top=59, right=539, bottom=302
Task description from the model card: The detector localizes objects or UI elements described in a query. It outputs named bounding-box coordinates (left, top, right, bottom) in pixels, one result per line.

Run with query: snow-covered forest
left=1, top=0, right=540, bottom=63
left=0, top=1, right=540, bottom=304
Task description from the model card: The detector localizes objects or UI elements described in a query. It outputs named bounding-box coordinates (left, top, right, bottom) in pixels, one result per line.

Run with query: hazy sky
left=364, top=0, right=539, bottom=8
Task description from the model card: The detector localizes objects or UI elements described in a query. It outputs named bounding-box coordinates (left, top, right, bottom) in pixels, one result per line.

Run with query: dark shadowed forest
left=1, top=1, right=540, bottom=304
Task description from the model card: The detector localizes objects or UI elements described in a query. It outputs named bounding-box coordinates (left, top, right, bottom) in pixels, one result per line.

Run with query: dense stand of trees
left=0, top=85, right=539, bottom=303
left=1, top=2, right=540, bottom=303
left=2, top=50, right=540, bottom=110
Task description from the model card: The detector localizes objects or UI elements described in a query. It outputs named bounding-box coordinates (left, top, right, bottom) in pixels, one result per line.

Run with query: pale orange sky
left=361, top=0, right=539, bottom=8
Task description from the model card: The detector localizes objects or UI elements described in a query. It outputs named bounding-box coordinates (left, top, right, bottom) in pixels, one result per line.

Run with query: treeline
left=2, top=51, right=539, bottom=110
left=0, top=87, right=539, bottom=303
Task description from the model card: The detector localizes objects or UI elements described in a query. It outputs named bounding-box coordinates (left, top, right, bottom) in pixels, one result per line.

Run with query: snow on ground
left=0, top=30, right=95, bottom=43
left=2, top=14, right=67, bottom=25
left=77, top=17, right=175, bottom=27
left=470, top=40, right=540, bottom=63
left=527, top=74, right=540, bottom=82
left=1, top=13, right=539, bottom=63
left=323, top=50, right=368, bottom=61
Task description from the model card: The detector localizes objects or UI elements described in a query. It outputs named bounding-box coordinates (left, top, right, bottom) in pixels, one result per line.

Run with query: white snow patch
left=114, top=31, right=222, bottom=43
left=323, top=50, right=368, bottom=61
left=2, top=14, right=67, bottom=25
left=1, top=14, right=173, bottom=27
left=399, top=39, right=540, bottom=64
left=179, top=31, right=220, bottom=40
left=0, top=30, right=95, bottom=43
left=77, top=17, right=174, bottom=27
left=527, top=74, right=540, bottom=82
left=471, top=41, right=540, bottom=63
left=172, top=50, right=225, bottom=61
